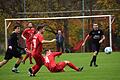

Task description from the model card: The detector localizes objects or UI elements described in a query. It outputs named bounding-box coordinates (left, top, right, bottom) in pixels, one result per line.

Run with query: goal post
left=5, top=15, right=112, bottom=50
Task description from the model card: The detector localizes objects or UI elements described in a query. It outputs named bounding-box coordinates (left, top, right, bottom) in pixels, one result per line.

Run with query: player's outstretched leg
left=0, top=60, right=8, bottom=68
left=65, top=61, right=83, bottom=72
left=78, top=66, right=84, bottom=71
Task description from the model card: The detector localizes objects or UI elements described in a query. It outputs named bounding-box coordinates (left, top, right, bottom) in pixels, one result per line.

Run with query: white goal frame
left=5, top=15, right=112, bottom=50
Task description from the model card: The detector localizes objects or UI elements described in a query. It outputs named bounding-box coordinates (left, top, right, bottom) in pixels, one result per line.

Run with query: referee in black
left=0, top=25, right=25, bottom=73
left=82, top=23, right=105, bottom=67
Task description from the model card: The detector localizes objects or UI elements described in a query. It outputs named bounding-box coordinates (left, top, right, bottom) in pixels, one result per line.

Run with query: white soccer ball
left=104, top=47, right=112, bottom=54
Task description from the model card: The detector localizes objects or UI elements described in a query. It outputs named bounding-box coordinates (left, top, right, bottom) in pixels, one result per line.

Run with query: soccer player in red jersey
left=44, top=50, right=83, bottom=72
left=21, top=22, right=36, bottom=64
left=28, top=25, right=56, bottom=76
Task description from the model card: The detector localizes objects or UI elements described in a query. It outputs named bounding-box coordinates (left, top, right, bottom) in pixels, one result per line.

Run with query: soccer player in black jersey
left=0, top=25, right=25, bottom=73
left=82, top=24, right=105, bottom=67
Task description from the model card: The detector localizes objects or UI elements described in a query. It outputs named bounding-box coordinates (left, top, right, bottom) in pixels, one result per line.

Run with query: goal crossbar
left=5, top=15, right=111, bottom=21
left=5, top=15, right=112, bottom=50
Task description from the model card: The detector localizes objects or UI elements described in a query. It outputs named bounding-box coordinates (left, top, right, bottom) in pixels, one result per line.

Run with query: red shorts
left=50, top=62, right=66, bottom=72
left=26, top=41, right=32, bottom=50
left=32, top=51, right=44, bottom=65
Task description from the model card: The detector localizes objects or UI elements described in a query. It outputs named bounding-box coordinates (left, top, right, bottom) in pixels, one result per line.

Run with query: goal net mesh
left=5, top=15, right=112, bottom=52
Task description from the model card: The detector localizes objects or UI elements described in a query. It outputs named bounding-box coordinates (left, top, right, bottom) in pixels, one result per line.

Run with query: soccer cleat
left=30, top=62, right=33, bottom=64
left=94, top=64, right=98, bottom=67
left=12, top=67, right=20, bottom=73
left=90, top=62, right=92, bottom=67
left=90, top=64, right=92, bottom=67
left=28, top=68, right=35, bottom=77
left=78, top=66, right=84, bottom=72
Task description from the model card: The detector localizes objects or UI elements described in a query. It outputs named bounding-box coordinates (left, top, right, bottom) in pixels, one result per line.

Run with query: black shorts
left=4, top=48, right=22, bottom=60
left=91, top=43, right=100, bottom=52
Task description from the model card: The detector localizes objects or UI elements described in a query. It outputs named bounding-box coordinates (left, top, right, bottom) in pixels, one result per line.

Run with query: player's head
left=13, top=25, right=20, bottom=33
left=93, top=24, right=98, bottom=30
left=58, top=30, right=62, bottom=34
left=28, top=22, right=33, bottom=28
left=37, top=24, right=45, bottom=34
left=46, top=49, right=52, bottom=56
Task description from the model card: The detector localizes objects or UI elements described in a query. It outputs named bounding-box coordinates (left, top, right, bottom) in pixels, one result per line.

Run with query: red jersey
left=32, top=33, right=44, bottom=54
left=44, top=52, right=62, bottom=71
left=22, top=28, right=36, bottom=42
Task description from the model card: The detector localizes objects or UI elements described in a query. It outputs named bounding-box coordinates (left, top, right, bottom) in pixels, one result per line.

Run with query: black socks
left=14, top=63, right=20, bottom=68
left=90, top=56, right=97, bottom=66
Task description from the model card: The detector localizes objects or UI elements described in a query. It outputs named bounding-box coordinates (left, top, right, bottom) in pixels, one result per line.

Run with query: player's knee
left=0, top=60, right=8, bottom=67
left=64, top=61, right=70, bottom=64
left=3, top=60, right=8, bottom=64
left=93, top=51, right=97, bottom=56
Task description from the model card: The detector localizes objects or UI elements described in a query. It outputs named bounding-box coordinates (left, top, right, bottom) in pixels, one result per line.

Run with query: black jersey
left=8, top=32, right=22, bottom=49
left=4, top=32, right=24, bottom=60
left=89, top=29, right=104, bottom=43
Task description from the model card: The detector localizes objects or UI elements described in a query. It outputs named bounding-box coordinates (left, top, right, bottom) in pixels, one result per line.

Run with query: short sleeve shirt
left=89, top=29, right=104, bottom=43
left=22, top=28, right=36, bottom=42
left=32, top=33, right=44, bottom=53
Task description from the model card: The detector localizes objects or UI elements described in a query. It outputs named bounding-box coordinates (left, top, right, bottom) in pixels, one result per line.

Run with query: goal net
left=5, top=15, right=112, bottom=52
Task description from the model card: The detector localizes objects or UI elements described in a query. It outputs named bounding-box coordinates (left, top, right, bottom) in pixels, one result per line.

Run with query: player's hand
left=24, top=38, right=26, bottom=40
left=22, top=35, right=26, bottom=40
left=25, top=48, right=28, bottom=51
left=52, top=39, right=56, bottom=42
left=25, top=48, right=31, bottom=53
left=99, top=40, right=103, bottom=43
left=8, top=46, right=12, bottom=50
left=82, top=42, right=85, bottom=46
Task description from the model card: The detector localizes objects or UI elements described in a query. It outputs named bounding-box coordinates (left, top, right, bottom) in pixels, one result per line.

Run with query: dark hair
left=37, top=24, right=45, bottom=31
left=13, top=25, right=20, bottom=30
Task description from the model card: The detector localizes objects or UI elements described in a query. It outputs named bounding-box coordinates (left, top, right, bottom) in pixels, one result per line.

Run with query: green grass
left=0, top=52, right=120, bottom=80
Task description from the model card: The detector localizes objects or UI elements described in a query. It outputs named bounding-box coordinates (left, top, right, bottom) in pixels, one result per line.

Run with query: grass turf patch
left=0, top=52, right=120, bottom=80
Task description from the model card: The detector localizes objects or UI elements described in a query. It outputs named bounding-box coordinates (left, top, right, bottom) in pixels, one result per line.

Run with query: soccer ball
left=104, top=47, right=112, bottom=54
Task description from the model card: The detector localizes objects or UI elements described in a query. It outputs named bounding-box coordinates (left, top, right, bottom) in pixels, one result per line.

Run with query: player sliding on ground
left=44, top=50, right=83, bottom=72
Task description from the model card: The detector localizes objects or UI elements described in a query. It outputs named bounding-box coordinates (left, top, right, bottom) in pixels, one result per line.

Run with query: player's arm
left=41, top=39, right=56, bottom=43
left=8, top=33, right=23, bottom=50
left=82, top=34, right=90, bottom=46
left=52, top=52, right=62, bottom=57
left=21, top=34, right=26, bottom=40
left=99, top=35, right=105, bottom=43
left=38, top=34, right=56, bottom=43
left=21, top=29, right=28, bottom=40
left=8, top=33, right=16, bottom=50
left=21, top=30, right=26, bottom=40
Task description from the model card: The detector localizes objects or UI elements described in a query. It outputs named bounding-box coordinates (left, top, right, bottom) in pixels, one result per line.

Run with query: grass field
left=0, top=52, right=120, bottom=80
